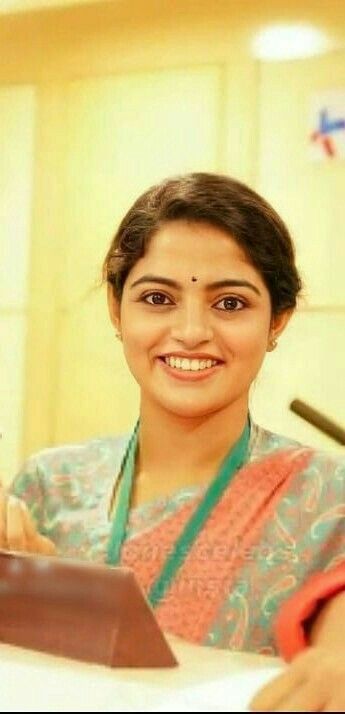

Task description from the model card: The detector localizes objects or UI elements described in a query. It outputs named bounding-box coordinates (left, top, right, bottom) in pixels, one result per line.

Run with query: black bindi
left=191, top=276, right=198, bottom=282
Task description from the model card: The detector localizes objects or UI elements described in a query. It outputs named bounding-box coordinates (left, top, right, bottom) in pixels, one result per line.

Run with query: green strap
left=105, top=422, right=139, bottom=566
left=147, top=422, right=250, bottom=607
left=106, top=420, right=250, bottom=609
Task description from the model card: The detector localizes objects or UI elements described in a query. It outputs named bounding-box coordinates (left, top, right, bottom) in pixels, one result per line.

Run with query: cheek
left=223, top=318, right=270, bottom=356
left=121, top=315, right=162, bottom=364
left=122, top=305, right=168, bottom=345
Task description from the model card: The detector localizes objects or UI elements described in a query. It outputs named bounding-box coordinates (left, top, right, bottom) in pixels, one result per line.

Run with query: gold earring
left=115, top=330, right=122, bottom=341
left=268, top=336, right=278, bottom=351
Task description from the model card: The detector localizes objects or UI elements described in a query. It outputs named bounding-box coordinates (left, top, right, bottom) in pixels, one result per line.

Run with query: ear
left=267, top=309, right=293, bottom=352
left=107, top=284, right=121, bottom=332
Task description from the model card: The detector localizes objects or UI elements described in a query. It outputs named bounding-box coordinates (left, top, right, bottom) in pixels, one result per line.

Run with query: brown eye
left=143, top=292, right=172, bottom=305
left=214, top=297, right=245, bottom=311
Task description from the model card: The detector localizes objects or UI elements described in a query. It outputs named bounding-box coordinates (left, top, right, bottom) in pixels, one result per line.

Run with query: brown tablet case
left=0, top=551, right=177, bottom=668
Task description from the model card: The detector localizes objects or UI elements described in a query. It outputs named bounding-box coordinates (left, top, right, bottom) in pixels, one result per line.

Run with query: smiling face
left=108, top=220, right=290, bottom=420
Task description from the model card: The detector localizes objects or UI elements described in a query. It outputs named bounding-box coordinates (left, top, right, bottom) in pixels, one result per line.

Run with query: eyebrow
left=130, top=275, right=261, bottom=296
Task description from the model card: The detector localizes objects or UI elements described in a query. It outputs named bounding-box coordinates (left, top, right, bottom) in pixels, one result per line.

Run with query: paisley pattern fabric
left=11, top=423, right=345, bottom=656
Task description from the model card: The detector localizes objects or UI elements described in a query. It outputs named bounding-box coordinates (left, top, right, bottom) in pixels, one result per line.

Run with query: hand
left=0, top=489, right=56, bottom=555
left=250, top=647, right=345, bottom=712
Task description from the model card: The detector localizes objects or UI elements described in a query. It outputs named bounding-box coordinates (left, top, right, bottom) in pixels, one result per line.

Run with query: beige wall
left=0, top=86, right=36, bottom=477
left=0, top=3, right=344, bottom=479
left=252, top=53, right=345, bottom=448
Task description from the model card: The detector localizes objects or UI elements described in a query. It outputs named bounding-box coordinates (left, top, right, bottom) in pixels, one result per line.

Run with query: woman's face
left=109, top=220, right=289, bottom=419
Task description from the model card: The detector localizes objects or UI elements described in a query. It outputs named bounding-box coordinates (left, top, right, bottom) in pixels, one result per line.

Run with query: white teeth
left=163, top=357, right=218, bottom=371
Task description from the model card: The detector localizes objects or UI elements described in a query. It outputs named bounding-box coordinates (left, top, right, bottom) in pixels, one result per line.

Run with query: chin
left=159, top=398, right=225, bottom=420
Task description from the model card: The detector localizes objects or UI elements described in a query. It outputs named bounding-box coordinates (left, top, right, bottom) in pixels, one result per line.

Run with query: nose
left=170, top=299, right=213, bottom=347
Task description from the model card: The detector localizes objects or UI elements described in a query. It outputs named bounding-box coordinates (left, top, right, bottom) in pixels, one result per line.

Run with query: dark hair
left=103, top=172, right=302, bottom=315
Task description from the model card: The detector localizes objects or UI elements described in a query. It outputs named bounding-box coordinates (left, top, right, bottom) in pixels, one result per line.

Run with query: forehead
left=129, top=220, right=263, bottom=284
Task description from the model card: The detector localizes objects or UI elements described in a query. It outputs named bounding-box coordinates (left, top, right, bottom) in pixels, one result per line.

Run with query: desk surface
left=0, top=636, right=283, bottom=712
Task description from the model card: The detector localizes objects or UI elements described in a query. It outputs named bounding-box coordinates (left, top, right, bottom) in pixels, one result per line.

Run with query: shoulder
left=32, top=433, right=130, bottom=473
left=250, top=421, right=345, bottom=483
left=12, top=433, right=131, bottom=491
left=249, top=421, right=306, bottom=460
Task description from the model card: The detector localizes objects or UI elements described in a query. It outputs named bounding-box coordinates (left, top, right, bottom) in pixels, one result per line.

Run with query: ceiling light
left=252, top=24, right=330, bottom=61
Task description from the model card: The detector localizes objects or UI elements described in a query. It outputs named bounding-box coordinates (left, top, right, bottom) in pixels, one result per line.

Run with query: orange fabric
left=275, top=564, right=345, bottom=661
left=121, top=448, right=312, bottom=643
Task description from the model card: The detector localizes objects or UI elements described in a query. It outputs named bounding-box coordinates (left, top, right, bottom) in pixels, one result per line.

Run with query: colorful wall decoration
left=310, top=90, right=345, bottom=159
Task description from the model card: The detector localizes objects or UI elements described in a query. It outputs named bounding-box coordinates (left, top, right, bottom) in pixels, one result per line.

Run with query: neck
left=132, top=397, right=249, bottom=504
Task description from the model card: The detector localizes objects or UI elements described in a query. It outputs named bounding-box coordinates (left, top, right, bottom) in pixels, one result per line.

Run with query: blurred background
left=1, top=0, right=344, bottom=480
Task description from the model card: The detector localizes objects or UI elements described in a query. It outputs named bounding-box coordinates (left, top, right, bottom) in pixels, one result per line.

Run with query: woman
left=2, top=173, right=345, bottom=711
